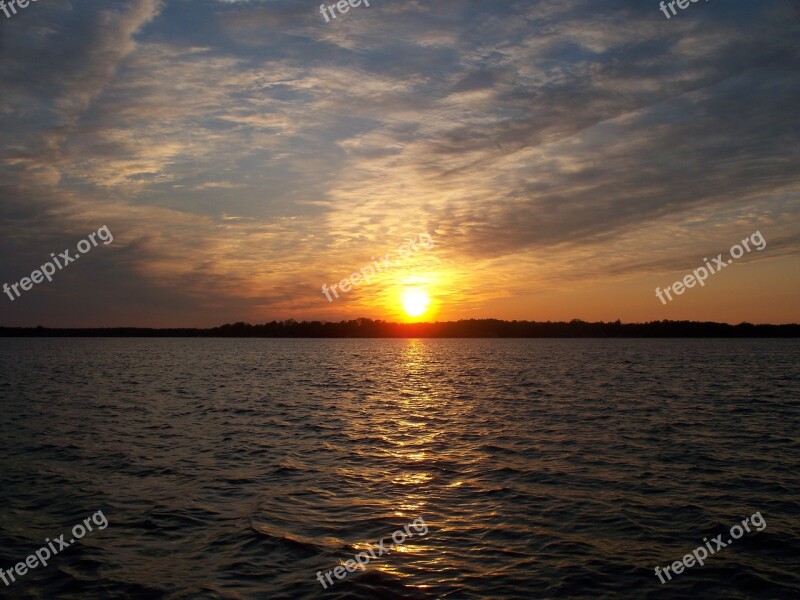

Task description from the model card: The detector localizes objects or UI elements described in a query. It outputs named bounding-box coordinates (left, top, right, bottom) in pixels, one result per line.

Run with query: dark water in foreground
left=0, top=338, right=798, bottom=599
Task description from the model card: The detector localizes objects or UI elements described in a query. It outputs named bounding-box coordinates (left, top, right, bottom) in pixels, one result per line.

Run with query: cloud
left=0, top=0, right=798, bottom=325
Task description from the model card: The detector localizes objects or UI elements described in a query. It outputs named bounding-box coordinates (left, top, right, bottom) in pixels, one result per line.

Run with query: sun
left=401, top=288, right=431, bottom=318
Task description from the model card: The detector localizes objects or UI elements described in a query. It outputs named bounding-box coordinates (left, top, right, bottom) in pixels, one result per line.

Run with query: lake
left=0, top=338, right=798, bottom=599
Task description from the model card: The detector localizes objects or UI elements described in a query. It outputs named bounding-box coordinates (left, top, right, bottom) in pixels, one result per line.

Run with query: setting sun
left=401, top=289, right=431, bottom=318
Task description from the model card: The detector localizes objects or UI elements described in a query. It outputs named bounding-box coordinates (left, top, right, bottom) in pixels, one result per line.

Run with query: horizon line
left=1, top=319, right=798, bottom=338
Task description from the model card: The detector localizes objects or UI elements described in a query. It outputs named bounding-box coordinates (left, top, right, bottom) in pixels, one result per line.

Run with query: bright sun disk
left=401, top=289, right=430, bottom=318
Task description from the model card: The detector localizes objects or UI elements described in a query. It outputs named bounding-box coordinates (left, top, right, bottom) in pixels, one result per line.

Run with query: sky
left=0, top=0, right=798, bottom=327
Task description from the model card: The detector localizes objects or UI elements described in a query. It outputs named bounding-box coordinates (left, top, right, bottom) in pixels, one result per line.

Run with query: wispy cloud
left=1, top=0, right=798, bottom=326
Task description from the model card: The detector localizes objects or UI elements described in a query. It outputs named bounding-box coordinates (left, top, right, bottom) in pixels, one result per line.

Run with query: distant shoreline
left=1, top=319, right=798, bottom=338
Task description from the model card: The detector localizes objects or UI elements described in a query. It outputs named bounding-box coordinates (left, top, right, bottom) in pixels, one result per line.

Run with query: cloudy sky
left=1, top=0, right=798, bottom=327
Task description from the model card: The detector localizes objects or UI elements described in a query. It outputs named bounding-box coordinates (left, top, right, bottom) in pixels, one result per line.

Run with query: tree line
left=1, top=319, right=798, bottom=337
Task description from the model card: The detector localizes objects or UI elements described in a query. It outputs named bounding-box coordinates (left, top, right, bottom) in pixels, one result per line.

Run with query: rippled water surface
left=0, top=338, right=798, bottom=599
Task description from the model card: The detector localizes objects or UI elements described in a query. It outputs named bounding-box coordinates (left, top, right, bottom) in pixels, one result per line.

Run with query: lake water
left=0, top=338, right=798, bottom=599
